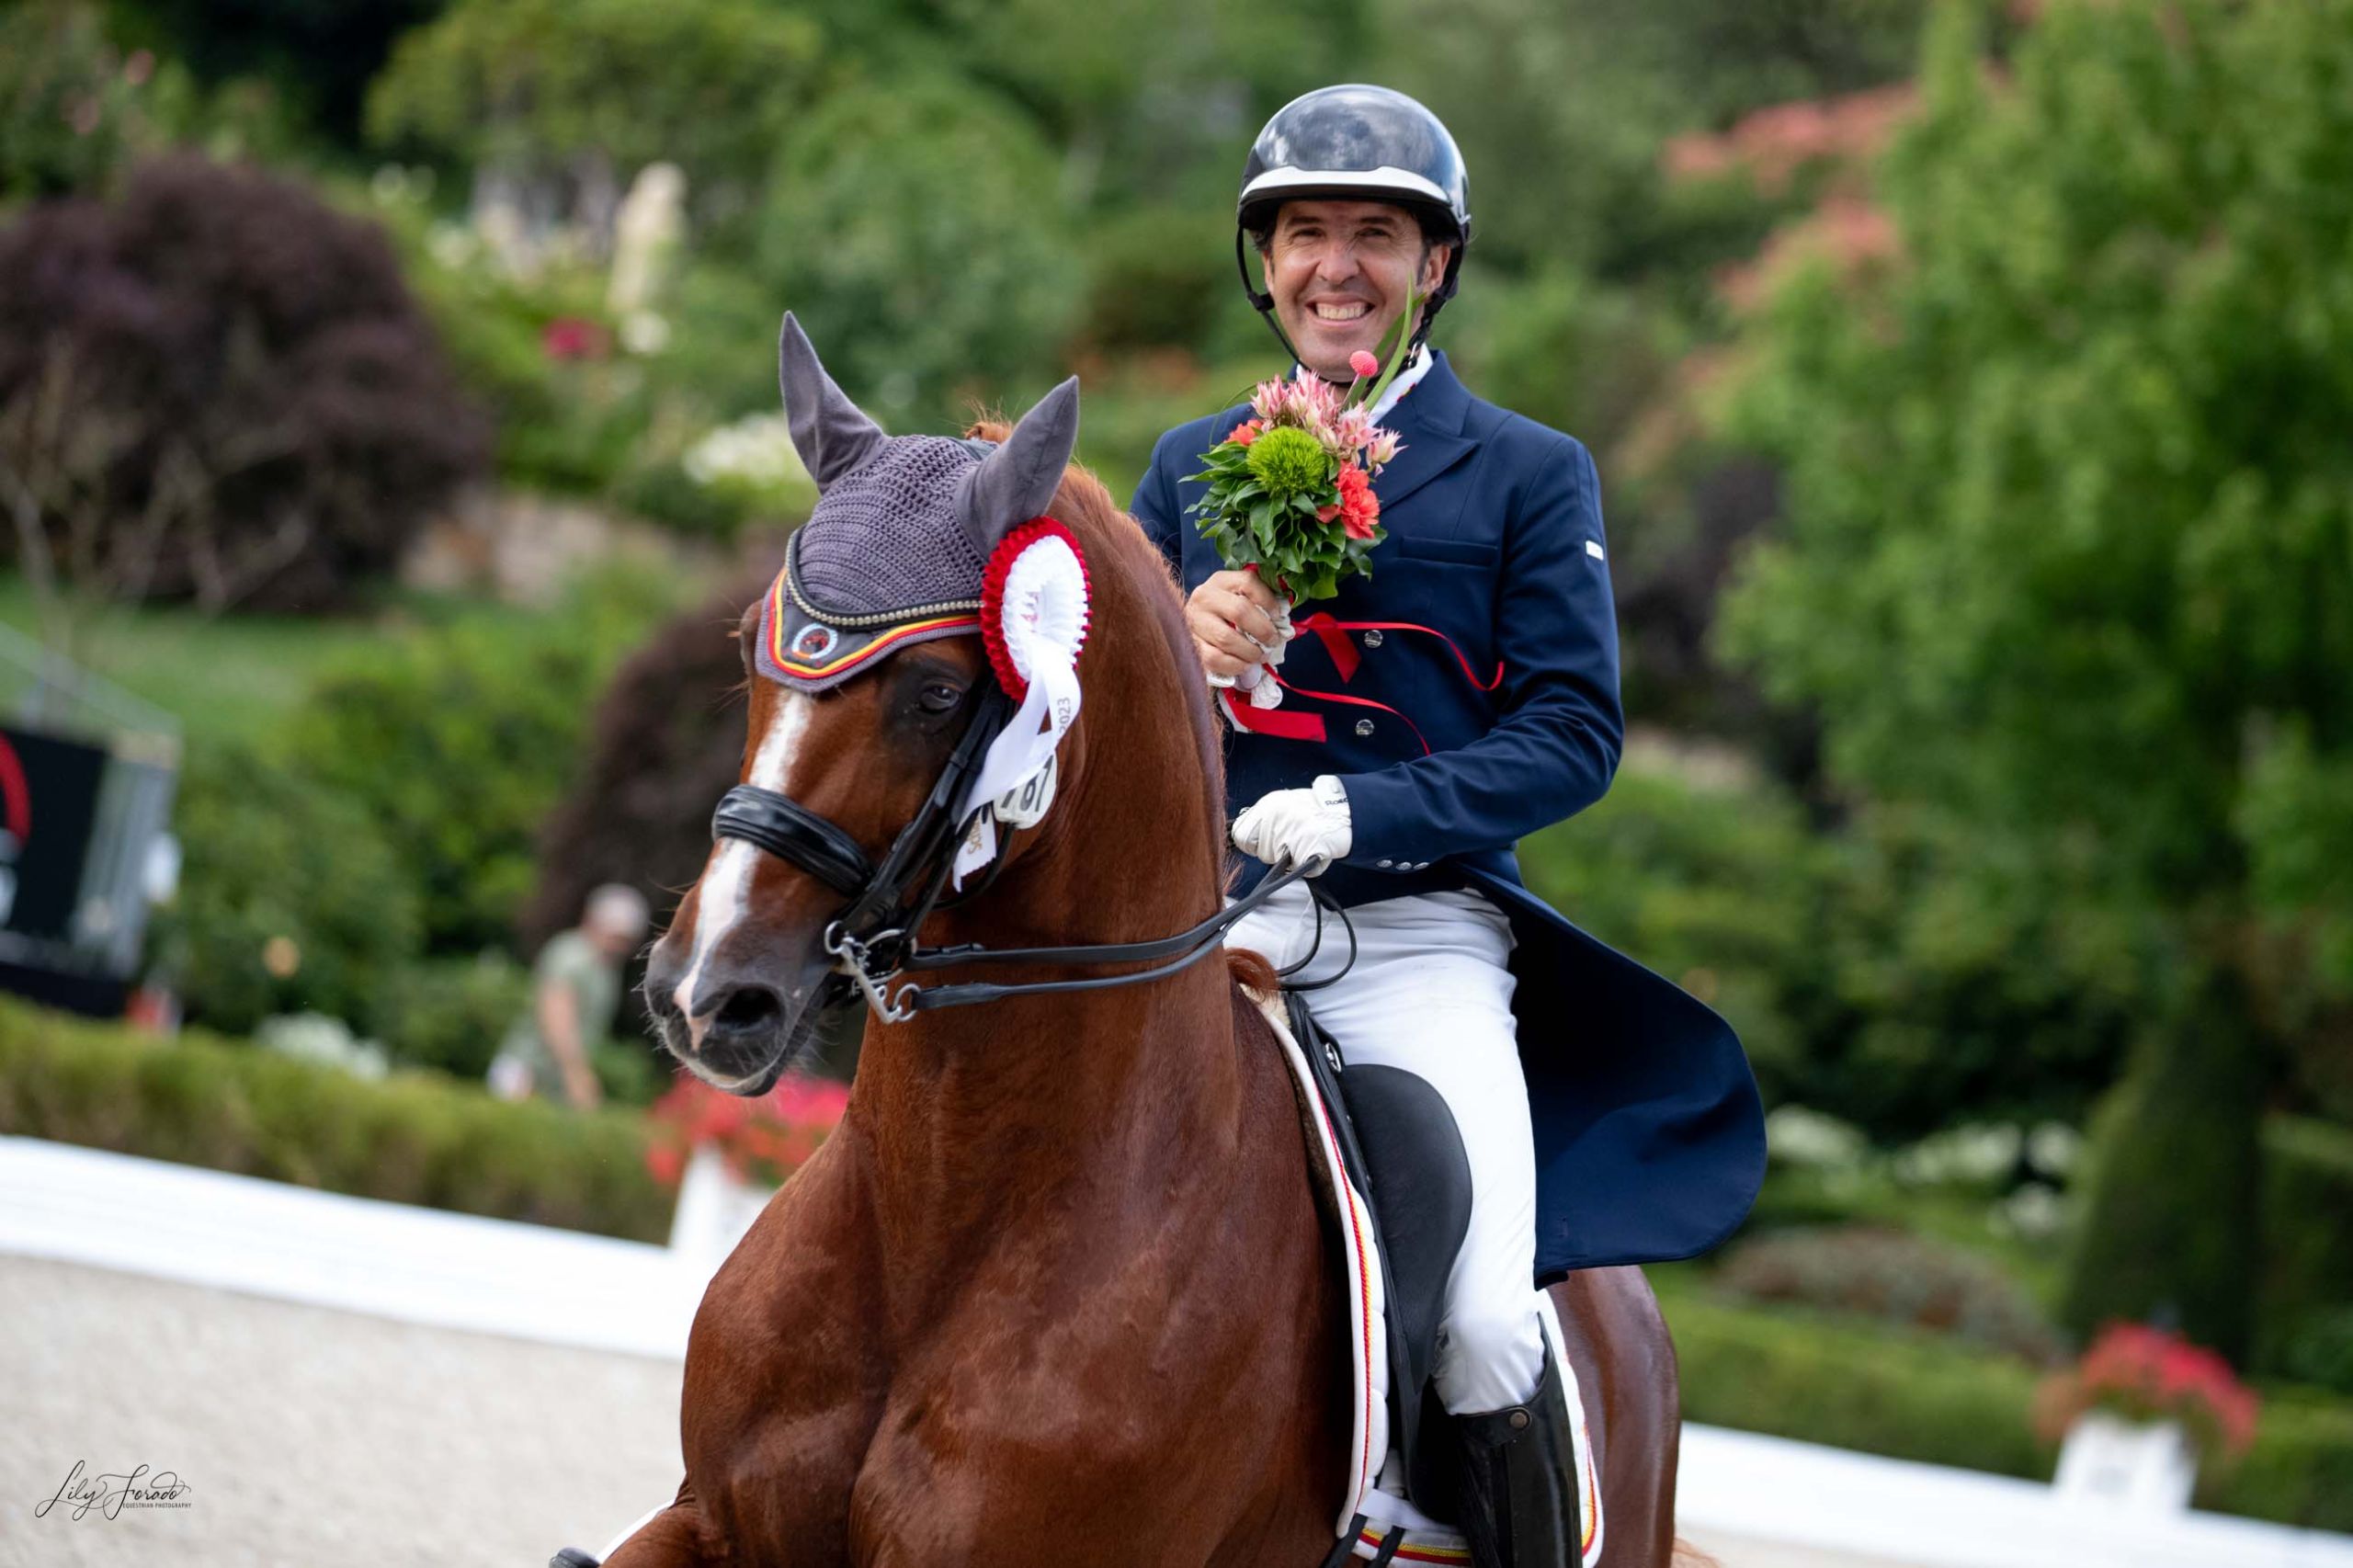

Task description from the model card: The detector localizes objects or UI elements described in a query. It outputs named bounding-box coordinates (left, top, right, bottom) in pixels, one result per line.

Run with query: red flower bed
left=643, top=1073, right=849, bottom=1189
left=2035, top=1323, right=2260, bottom=1462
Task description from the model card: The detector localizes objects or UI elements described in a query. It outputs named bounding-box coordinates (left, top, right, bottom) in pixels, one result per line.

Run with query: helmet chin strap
left=1233, top=229, right=1465, bottom=381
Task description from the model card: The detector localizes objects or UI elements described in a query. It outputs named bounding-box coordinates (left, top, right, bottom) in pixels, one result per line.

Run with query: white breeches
left=1229, top=881, right=1547, bottom=1413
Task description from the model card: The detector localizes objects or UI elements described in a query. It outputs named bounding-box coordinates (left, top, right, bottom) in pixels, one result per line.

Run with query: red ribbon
left=1218, top=618, right=1506, bottom=758
left=1221, top=686, right=1327, bottom=743
left=1291, top=613, right=1505, bottom=693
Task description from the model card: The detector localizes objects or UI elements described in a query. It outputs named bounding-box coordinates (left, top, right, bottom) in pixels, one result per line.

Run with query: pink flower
left=1249, top=378, right=1293, bottom=423
left=1283, top=375, right=1341, bottom=432
left=1349, top=350, right=1381, bottom=380
left=542, top=316, right=610, bottom=362
left=1329, top=407, right=1374, bottom=458
left=1365, top=430, right=1401, bottom=472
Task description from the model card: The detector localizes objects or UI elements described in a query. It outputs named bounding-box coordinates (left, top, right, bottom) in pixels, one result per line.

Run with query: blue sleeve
left=1128, top=429, right=1186, bottom=580
left=1338, top=437, right=1623, bottom=865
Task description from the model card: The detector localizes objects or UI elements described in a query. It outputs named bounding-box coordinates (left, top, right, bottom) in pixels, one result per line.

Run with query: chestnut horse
left=604, top=425, right=1692, bottom=1566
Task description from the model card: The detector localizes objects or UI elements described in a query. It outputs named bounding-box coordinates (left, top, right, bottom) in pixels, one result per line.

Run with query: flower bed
left=2037, top=1323, right=2260, bottom=1465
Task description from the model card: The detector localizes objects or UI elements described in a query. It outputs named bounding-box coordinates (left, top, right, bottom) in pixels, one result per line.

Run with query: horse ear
left=958, top=376, right=1080, bottom=558
left=779, top=312, right=884, bottom=491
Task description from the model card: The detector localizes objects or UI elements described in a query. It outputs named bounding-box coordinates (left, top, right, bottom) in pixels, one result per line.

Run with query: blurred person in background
left=489, top=882, right=650, bottom=1109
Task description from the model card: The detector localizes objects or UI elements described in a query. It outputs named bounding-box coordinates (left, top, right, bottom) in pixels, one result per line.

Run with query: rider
left=1130, top=85, right=1765, bottom=1567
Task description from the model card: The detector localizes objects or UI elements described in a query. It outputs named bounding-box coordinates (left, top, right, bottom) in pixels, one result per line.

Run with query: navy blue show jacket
left=1130, top=351, right=1765, bottom=1278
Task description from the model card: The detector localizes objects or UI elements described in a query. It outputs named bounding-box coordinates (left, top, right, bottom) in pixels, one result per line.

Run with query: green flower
left=1245, top=425, right=1330, bottom=500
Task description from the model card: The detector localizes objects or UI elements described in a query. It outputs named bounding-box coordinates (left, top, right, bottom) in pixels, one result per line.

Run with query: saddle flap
left=1339, top=1062, right=1473, bottom=1511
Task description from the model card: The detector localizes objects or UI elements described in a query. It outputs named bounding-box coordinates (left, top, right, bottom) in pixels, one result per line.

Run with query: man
left=1129, top=85, right=1764, bottom=1566
left=491, top=883, right=650, bottom=1110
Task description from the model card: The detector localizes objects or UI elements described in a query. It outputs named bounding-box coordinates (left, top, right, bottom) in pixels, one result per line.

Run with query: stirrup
left=1451, top=1343, right=1581, bottom=1568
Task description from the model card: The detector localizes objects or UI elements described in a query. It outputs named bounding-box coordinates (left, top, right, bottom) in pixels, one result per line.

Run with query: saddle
left=1286, top=992, right=1475, bottom=1517
left=1271, top=991, right=1602, bottom=1567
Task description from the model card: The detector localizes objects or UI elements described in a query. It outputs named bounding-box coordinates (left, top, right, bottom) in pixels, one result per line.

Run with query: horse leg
left=577, top=1481, right=725, bottom=1568
left=1547, top=1267, right=1688, bottom=1568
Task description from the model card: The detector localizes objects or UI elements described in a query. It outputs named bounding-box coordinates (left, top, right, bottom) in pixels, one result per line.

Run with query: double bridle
left=710, top=685, right=1342, bottom=1024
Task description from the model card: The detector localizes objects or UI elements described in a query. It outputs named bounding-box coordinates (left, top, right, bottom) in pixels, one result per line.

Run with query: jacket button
left=1354, top=718, right=1376, bottom=737
left=1362, top=629, right=1384, bottom=648
left=1377, top=858, right=1395, bottom=869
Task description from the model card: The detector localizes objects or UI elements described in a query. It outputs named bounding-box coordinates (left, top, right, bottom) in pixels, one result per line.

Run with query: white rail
left=5, top=1135, right=2348, bottom=1568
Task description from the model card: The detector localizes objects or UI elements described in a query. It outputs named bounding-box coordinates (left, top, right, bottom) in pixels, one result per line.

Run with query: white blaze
left=676, top=691, right=812, bottom=1017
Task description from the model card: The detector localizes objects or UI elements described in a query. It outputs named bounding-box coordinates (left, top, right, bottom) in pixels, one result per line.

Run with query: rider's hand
left=1185, top=567, right=1287, bottom=681
left=1231, top=776, right=1351, bottom=873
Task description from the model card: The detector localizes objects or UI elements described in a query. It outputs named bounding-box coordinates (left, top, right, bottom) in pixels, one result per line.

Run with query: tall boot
left=1452, top=1341, right=1582, bottom=1568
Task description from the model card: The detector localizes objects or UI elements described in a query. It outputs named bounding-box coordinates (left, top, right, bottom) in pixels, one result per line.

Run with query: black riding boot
left=1453, top=1342, right=1582, bottom=1568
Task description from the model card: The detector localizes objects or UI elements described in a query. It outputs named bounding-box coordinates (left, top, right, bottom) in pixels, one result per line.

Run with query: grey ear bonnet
left=758, top=314, right=1080, bottom=693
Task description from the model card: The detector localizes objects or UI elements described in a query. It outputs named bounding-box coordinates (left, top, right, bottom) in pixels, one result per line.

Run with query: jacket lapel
left=1367, top=352, right=1474, bottom=514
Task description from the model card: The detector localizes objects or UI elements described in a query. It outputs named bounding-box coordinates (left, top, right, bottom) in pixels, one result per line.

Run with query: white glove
left=1230, top=775, right=1351, bottom=873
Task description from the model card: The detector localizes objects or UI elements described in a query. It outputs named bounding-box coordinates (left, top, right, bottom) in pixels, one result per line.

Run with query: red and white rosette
left=952, top=518, right=1091, bottom=885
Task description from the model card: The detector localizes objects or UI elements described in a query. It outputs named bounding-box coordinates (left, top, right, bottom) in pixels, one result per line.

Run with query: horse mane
left=965, top=416, right=1229, bottom=888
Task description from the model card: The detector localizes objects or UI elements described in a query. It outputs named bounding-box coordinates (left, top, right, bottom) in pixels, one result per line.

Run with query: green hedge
left=1666, top=1292, right=2353, bottom=1531
left=2261, top=1117, right=2353, bottom=1391
left=0, top=1000, right=669, bottom=1243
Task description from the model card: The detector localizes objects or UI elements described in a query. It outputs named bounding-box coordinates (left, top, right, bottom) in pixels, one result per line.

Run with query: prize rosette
left=949, top=518, right=1091, bottom=884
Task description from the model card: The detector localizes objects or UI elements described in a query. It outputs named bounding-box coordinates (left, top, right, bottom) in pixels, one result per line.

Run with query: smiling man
left=1130, top=84, right=1764, bottom=1568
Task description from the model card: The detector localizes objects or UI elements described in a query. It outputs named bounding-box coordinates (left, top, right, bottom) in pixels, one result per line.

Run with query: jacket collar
left=1367, top=350, right=1474, bottom=512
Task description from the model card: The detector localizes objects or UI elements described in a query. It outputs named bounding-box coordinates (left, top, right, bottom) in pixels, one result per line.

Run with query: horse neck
left=848, top=587, right=1239, bottom=1256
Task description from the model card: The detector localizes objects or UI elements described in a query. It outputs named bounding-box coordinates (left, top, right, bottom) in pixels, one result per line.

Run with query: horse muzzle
left=642, top=941, right=834, bottom=1094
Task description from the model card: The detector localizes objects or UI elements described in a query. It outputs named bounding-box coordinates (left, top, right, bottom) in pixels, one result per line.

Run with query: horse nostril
left=713, top=985, right=782, bottom=1034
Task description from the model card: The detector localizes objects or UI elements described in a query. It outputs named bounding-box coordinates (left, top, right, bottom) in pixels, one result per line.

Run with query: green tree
left=1374, top=0, right=1931, bottom=284
left=278, top=577, right=670, bottom=953
left=164, top=744, right=423, bottom=1038
left=111, top=0, right=446, bottom=143
left=758, top=73, right=1080, bottom=427
left=366, top=0, right=824, bottom=233
left=1719, top=0, right=2353, bottom=1359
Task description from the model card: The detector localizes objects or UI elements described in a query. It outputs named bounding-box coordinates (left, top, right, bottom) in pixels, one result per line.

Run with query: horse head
left=642, top=315, right=1223, bottom=1095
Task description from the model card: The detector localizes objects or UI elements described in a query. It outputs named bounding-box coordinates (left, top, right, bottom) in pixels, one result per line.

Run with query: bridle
left=710, top=683, right=1339, bottom=1024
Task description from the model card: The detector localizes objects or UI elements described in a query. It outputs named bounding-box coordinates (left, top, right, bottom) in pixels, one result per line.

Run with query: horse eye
left=918, top=683, right=962, bottom=714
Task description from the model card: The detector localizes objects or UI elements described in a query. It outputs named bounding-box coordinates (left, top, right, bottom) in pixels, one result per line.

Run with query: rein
left=711, top=686, right=1336, bottom=1024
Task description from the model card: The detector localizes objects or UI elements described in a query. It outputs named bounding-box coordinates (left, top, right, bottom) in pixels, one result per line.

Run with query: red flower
left=2035, top=1323, right=2260, bottom=1462
left=542, top=316, right=610, bottom=362
left=643, top=1072, right=849, bottom=1189
left=1349, top=350, right=1381, bottom=380
left=1228, top=418, right=1264, bottom=448
left=1336, top=463, right=1381, bottom=540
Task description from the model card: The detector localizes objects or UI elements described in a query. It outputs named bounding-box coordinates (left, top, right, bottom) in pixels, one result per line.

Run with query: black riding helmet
left=1235, top=85, right=1472, bottom=364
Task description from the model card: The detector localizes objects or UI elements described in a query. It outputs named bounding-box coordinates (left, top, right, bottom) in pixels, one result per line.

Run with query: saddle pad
left=1247, top=988, right=1603, bottom=1568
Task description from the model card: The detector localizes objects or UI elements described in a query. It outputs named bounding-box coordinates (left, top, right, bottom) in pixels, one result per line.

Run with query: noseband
left=710, top=685, right=1332, bottom=1024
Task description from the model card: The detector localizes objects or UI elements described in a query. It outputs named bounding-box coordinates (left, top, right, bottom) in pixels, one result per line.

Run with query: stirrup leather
left=1451, top=1342, right=1582, bottom=1568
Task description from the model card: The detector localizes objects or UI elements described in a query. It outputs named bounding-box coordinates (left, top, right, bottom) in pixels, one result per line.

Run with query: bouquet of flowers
left=1185, top=346, right=1407, bottom=604
left=2033, top=1322, right=2260, bottom=1465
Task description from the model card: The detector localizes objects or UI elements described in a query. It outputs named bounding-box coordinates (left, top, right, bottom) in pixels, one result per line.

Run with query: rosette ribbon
left=951, top=519, right=1091, bottom=886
